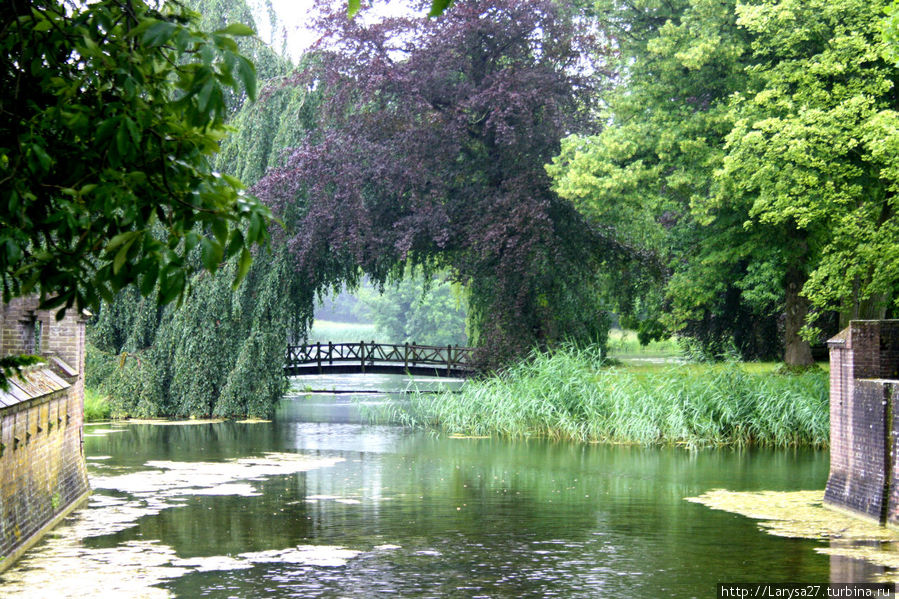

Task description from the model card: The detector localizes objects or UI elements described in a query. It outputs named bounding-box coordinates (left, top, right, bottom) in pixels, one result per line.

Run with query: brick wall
left=0, top=297, right=90, bottom=572
left=824, top=321, right=899, bottom=526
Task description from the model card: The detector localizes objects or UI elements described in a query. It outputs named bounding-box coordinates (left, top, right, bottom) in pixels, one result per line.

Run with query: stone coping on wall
left=48, top=355, right=78, bottom=379
left=0, top=365, right=70, bottom=410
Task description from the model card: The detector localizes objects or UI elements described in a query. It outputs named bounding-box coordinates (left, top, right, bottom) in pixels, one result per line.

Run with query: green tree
left=88, top=42, right=321, bottom=418
left=1, top=0, right=271, bottom=316
left=359, top=272, right=468, bottom=346
left=547, top=0, right=780, bottom=361
left=716, top=0, right=899, bottom=339
left=551, top=0, right=899, bottom=365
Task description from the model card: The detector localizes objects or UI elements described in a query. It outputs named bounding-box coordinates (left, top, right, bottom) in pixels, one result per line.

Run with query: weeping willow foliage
left=88, top=241, right=313, bottom=418
left=86, top=1, right=323, bottom=418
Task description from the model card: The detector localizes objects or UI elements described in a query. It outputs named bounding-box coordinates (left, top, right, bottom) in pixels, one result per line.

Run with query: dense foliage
left=255, top=0, right=618, bottom=368
left=0, top=0, right=271, bottom=316
left=358, top=271, right=468, bottom=346
left=549, top=0, right=899, bottom=364
left=85, top=0, right=313, bottom=418
left=548, top=0, right=779, bottom=361
left=82, top=0, right=899, bottom=419
left=721, top=0, right=899, bottom=337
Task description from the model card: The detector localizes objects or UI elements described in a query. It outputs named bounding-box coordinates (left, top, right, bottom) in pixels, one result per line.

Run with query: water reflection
left=0, top=374, right=842, bottom=598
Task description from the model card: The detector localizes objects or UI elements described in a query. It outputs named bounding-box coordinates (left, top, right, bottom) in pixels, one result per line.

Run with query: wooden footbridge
left=284, top=342, right=476, bottom=378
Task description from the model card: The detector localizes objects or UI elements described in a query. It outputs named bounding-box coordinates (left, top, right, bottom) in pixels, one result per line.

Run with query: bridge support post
left=316, top=342, right=322, bottom=374
left=328, top=341, right=333, bottom=365
left=360, top=340, right=365, bottom=373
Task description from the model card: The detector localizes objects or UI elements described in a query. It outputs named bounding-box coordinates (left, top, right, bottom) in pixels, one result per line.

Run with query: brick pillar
left=825, top=321, right=899, bottom=525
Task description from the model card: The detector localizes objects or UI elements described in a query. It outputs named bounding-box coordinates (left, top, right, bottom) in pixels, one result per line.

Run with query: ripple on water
left=0, top=452, right=350, bottom=598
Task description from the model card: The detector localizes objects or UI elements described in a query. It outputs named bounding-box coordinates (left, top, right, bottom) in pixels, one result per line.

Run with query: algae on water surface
left=0, top=451, right=351, bottom=598
left=687, top=489, right=899, bottom=578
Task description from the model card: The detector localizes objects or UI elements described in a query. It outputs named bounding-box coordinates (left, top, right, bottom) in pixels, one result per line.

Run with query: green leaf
left=31, top=144, right=52, bottom=171
left=211, top=218, right=228, bottom=245
left=236, top=56, right=256, bottom=100
left=115, top=125, right=130, bottom=158
left=39, top=294, right=68, bottom=311
left=348, top=0, right=361, bottom=18
left=124, top=117, right=140, bottom=146
left=215, top=23, right=255, bottom=37
left=225, top=229, right=244, bottom=259
left=4, top=240, right=23, bottom=264
left=139, top=259, right=159, bottom=296
left=142, top=20, right=176, bottom=47
left=197, top=79, right=216, bottom=113
left=200, top=237, right=224, bottom=273
left=96, top=281, right=114, bottom=304
left=247, top=212, right=263, bottom=243
left=106, top=231, right=140, bottom=253
left=113, top=236, right=136, bottom=274
left=159, top=270, right=186, bottom=305
left=222, top=174, right=244, bottom=189
left=234, top=247, right=252, bottom=287
left=428, top=0, right=454, bottom=17
left=184, top=231, right=200, bottom=254
left=20, top=271, right=41, bottom=295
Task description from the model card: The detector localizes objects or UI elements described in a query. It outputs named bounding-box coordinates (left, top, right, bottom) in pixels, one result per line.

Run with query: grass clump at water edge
left=84, top=387, right=112, bottom=422
left=394, top=346, right=828, bottom=447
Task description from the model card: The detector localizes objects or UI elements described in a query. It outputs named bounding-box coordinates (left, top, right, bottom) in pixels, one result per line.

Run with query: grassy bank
left=307, top=320, right=387, bottom=343
left=398, top=346, right=829, bottom=448
left=606, top=329, right=680, bottom=358
left=84, top=387, right=112, bottom=422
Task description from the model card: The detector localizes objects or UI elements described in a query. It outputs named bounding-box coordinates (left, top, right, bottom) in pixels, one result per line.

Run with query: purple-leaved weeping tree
left=255, top=0, right=621, bottom=369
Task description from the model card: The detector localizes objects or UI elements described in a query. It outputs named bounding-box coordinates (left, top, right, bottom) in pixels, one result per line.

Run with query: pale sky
left=251, top=0, right=422, bottom=62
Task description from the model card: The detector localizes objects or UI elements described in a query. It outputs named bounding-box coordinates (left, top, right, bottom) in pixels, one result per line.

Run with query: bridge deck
left=284, top=342, right=476, bottom=378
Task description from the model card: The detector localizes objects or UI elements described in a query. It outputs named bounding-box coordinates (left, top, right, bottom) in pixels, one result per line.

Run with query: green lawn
left=307, top=320, right=386, bottom=343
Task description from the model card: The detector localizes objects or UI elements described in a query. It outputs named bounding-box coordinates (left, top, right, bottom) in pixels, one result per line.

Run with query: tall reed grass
left=397, top=346, right=829, bottom=448
left=84, top=387, right=112, bottom=422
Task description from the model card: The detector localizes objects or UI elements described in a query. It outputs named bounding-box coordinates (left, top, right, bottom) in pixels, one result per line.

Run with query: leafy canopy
left=551, top=0, right=899, bottom=362
left=719, top=0, right=899, bottom=326
left=1, top=0, right=271, bottom=317
left=256, top=0, right=615, bottom=367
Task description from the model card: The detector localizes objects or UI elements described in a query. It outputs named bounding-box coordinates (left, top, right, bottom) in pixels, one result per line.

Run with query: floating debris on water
left=0, top=452, right=349, bottom=597
left=686, top=489, right=899, bottom=578
left=0, top=539, right=187, bottom=598
left=686, top=490, right=895, bottom=541
left=0, top=535, right=363, bottom=598
left=83, top=428, right=128, bottom=437
left=238, top=545, right=360, bottom=567
left=91, top=453, right=343, bottom=499
left=124, top=419, right=226, bottom=426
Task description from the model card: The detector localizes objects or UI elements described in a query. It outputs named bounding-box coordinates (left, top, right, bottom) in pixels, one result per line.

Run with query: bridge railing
left=285, top=341, right=476, bottom=373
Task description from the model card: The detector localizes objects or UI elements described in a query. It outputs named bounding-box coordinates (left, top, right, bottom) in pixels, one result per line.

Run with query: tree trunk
left=784, top=267, right=814, bottom=367
left=839, top=277, right=890, bottom=328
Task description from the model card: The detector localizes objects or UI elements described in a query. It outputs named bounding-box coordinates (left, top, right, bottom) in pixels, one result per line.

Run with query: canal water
left=0, top=375, right=856, bottom=597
